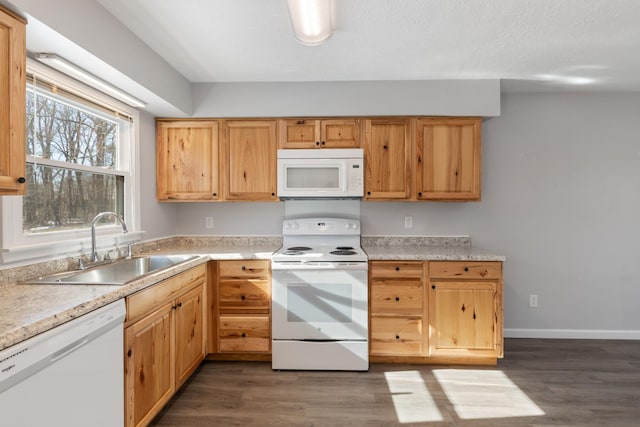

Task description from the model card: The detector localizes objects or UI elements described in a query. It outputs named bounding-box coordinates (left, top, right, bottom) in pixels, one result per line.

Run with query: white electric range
left=271, top=217, right=369, bottom=371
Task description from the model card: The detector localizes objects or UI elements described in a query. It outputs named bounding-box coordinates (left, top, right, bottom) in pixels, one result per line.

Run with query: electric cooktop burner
left=336, top=246, right=354, bottom=250
left=287, top=246, right=312, bottom=251
left=330, top=249, right=357, bottom=256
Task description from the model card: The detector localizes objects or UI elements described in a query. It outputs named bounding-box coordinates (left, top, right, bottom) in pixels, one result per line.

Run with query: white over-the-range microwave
left=277, top=148, right=364, bottom=199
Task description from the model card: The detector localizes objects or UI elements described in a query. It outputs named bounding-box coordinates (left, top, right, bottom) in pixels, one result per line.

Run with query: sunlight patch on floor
left=384, top=370, right=443, bottom=423
left=433, top=369, right=545, bottom=420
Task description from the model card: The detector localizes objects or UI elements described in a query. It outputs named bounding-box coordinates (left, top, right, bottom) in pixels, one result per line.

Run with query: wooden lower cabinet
left=369, top=261, right=426, bottom=357
left=369, top=260, right=503, bottom=365
left=124, top=264, right=206, bottom=427
left=208, top=260, right=272, bottom=359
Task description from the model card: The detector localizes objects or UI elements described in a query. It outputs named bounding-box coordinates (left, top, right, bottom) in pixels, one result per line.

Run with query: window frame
left=0, top=58, right=142, bottom=266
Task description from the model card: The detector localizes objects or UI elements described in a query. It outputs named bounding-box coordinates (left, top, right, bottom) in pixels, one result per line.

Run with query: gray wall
left=169, top=91, right=640, bottom=338
left=138, top=111, right=176, bottom=239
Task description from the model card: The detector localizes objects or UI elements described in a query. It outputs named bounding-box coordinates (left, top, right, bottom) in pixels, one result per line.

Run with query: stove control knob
left=284, top=222, right=291, bottom=230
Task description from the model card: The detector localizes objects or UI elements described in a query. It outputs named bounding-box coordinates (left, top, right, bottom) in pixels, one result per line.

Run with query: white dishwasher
left=0, top=299, right=126, bottom=427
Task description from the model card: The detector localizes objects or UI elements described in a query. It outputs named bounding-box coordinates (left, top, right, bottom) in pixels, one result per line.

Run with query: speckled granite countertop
left=0, top=237, right=280, bottom=352
left=362, top=236, right=506, bottom=261
left=0, top=235, right=505, bottom=352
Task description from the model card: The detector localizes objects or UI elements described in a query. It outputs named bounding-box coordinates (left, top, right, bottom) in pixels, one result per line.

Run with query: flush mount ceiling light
left=34, top=53, right=146, bottom=108
left=287, top=0, right=333, bottom=46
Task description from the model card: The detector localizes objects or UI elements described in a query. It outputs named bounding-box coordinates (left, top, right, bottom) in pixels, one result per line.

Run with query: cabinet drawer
left=219, top=279, right=270, bottom=311
left=370, top=281, right=423, bottom=316
left=429, top=261, right=502, bottom=280
left=219, top=260, right=270, bottom=279
left=369, top=261, right=423, bottom=279
left=219, top=315, right=270, bottom=352
left=370, top=316, right=423, bottom=356
left=126, top=264, right=206, bottom=322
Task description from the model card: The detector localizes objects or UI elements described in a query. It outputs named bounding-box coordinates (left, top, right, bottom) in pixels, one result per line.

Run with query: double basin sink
left=23, top=255, right=199, bottom=286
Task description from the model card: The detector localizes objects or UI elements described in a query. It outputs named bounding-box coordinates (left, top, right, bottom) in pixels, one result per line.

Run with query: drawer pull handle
left=395, top=297, right=400, bottom=302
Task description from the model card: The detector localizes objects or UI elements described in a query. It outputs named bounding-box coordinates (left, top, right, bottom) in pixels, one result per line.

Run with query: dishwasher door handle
left=51, top=337, right=90, bottom=363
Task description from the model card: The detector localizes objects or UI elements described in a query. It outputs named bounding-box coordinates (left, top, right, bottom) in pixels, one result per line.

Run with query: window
left=0, top=59, right=140, bottom=264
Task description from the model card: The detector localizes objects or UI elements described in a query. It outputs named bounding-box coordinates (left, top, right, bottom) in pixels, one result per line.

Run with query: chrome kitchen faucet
left=90, top=212, right=128, bottom=262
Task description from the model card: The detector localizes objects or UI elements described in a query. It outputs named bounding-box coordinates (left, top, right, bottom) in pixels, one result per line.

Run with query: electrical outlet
left=529, top=294, right=538, bottom=308
left=205, top=217, right=214, bottom=229
left=404, top=216, right=413, bottom=229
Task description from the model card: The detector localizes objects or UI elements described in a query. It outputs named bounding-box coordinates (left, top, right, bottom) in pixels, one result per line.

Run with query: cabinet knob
left=395, top=297, right=400, bottom=302
left=432, top=285, right=436, bottom=289
left=241, top=295, right=246, bottom=300
left=297, top=120, right=305, bottom=125
left=241, top=266, right=246, bottom=271
left=464, top=267, right=469, bottom=272
left=213, top=192, right=217, bottom=197
left=176, top=302, right=182, bottom=308
left=316, top=141, right=320, bottom=146
left=241, top=333, right=246, bottom=338
left=127, top=349, right=132, bottom=357
left=17, top=177, right=26, bottom=184
left=321, top=141, right=326, bottom=145
left=395, top=267, right=400, bottom=271
left=367, top=191, right=371, bottom=195
left=395, top=335, right=400, bottom=340
left=418, top=192, right=423, bottom=196
left=271, top=192, right=275, bottom=197
left=383, top=145, right=388, bottom=150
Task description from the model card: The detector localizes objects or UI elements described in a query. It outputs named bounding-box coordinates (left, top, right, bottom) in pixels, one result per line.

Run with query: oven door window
left=287, top=283, right=352, bottom=323
left=272, top=269, right=368, bottom=340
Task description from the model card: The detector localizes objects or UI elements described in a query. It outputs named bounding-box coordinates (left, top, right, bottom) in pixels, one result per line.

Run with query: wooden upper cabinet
left=156, top=120, right=219, bottom=201
left=363, top=118, right=412, bottom=200
left=279, top=119, right=360, bottom=148
left=414, top=118, right=481, bottom=201
left=0, top=6, right=26, bottom=195
left=222, top=120, right=277, bottom=201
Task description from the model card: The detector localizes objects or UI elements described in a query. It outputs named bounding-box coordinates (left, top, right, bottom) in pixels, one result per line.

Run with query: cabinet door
left=219, top=314, right=270, bottom=353
left=278, top=119, right=320, bottom=148
left=0, top=7, right=26, bottom=195
left=222, top=120, right=277, bottom=200
left=156, top=120, right=219, bottom=201
left=415, top=118, right=481, bottom=201
left=428, top=281, right=501, bottom=357
left=320, top=119, right=360, bottom=148
left=279, top=119, right=360, bottom=148
left=370, top=316, right=423, bottom=356
left=175, top=284, right=205, bottom=388
left=125, top=303, right=175, bottom=427
left=364, top=119, right=411, bottom=199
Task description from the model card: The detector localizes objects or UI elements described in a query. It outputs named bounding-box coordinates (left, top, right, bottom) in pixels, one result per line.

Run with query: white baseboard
left=504, top=328, right=640, bottom=340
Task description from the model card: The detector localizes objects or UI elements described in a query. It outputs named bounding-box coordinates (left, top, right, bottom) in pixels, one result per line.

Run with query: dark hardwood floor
left=150, top=339, right=640, bottom=426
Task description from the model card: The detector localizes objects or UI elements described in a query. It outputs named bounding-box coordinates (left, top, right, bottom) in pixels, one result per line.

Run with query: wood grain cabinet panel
left=415, top=118, right=481, bottom=201
left=214, top=260, right=272, bottom=355
left=279, top=119, right=360, bottom=148
left=363, top=118, right=412, bottom=199
left=156, top=120, right=220, bottom=201
left=370, top=316, right=423, bottom=356
left=221, top=120, right=277, bottom=201
left=0, top=6, right=26, bottom=195
left=124, top=265, right=207, bottom=427
left=429, top=281, right=502, bottom=358
left=219, top=315, right=270, bottom=353
left=124, top=303, right=174, bottom=427
left=370, top=280, right=423, bottom=316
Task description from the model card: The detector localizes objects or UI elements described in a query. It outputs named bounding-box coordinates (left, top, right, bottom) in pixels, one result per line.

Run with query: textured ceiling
left=96, top=0, right=640, bottom=91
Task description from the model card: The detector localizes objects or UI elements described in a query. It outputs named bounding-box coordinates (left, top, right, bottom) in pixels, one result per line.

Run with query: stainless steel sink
left=22, top=255, right=199, bottom=285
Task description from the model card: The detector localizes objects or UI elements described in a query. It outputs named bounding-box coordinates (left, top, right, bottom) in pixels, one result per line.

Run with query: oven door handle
left=271, top=262, right=368, bottom=271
